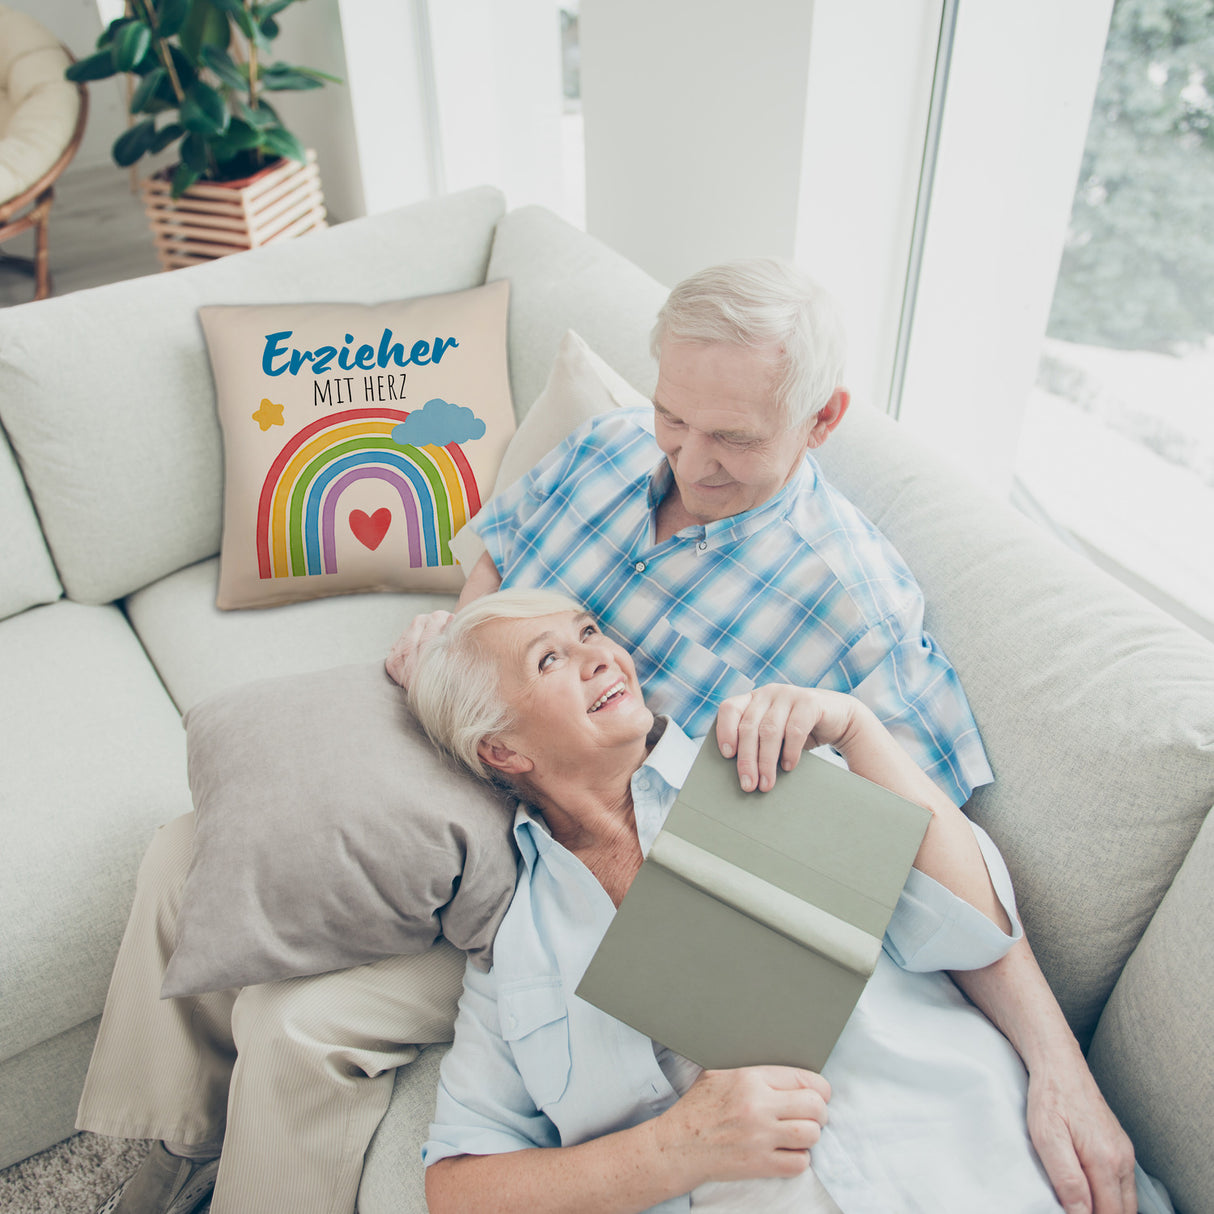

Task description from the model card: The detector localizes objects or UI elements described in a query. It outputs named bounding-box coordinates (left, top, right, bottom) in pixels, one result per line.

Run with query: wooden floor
left=0, top=162, right=163, bottom=308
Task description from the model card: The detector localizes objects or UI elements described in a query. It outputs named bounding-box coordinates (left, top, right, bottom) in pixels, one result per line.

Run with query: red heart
left=349, top=508, right=392, bottom=550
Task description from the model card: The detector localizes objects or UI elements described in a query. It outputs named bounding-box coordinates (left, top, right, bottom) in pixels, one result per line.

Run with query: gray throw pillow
left=161, top=662, right=518, bottom=998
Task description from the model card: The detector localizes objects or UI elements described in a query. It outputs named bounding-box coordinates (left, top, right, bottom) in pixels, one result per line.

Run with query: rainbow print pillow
left=200, top=281, right=514, bottom=609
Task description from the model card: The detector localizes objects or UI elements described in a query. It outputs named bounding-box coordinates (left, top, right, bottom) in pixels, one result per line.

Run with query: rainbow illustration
left=255, top=407, right=482, bottom=579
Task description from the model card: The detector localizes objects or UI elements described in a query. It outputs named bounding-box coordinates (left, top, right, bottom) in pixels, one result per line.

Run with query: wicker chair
left=0, top=5, right=87, bottom=302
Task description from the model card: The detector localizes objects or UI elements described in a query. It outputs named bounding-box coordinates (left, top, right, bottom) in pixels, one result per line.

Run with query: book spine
left=648, top=832, right=882, bottom=977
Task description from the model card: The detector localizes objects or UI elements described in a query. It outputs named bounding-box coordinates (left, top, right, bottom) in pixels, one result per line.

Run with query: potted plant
left=66, top=0, right=340, bottom=268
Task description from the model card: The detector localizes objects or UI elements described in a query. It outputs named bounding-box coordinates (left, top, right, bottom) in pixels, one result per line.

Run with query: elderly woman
left=407, top=588, right=1082, bottom=1214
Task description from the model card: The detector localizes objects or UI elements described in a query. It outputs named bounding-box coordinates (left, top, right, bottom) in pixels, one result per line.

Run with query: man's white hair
left=407, top=588, right=586, bottom=781
left=650, top=258, right=847, bottom=429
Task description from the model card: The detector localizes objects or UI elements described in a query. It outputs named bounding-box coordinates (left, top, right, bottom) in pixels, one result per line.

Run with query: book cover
left=575, top=742, right=932, bottom=1071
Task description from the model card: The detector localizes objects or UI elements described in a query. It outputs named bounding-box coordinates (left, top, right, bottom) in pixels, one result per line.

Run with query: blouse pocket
left=499, top=978, right=572, bottom=1109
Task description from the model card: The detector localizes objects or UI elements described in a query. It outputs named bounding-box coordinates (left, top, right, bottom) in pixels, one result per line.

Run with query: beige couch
left=0, top=186, right=1210, bottom=1213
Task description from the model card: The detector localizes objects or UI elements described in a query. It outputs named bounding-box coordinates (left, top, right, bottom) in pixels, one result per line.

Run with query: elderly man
left=389, top=260, right=1136, bottom=1214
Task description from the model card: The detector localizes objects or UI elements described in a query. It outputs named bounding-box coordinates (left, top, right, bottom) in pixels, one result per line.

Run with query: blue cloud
left=391, top=398, right=486, bottom=448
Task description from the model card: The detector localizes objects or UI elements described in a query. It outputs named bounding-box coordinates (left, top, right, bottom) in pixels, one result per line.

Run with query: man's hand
left=1026, top=1061, right=1137, bottom=1214
left=385, top=610, right=454, bottom=689
left=715, top=684, right=859, bottom=792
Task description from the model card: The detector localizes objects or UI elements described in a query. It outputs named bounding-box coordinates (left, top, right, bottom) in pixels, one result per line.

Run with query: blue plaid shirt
left=475, top=407, right=992, bottom=805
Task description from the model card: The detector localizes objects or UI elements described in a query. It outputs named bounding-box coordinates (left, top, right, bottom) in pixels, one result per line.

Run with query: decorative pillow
left=161, top=662, right=519, bottom=998
left=200, top=281, right=515, bottom=609
left=449, top=328, right=649, bottom=569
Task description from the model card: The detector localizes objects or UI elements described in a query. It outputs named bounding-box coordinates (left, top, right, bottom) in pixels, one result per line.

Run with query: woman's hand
left=385, top=610, right=454, bottom=688
left=654, top=1066, right=831, bottom=1185
left=716, top=684, right=861, bottom=792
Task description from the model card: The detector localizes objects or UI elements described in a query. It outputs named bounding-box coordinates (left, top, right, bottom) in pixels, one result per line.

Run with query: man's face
left=652, top=340, right=815, bottom=524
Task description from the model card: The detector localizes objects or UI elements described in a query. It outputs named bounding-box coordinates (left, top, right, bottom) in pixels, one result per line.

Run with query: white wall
left=428, top=0, right=565, bottom=212
left=579, top=0, right=817, bottom=288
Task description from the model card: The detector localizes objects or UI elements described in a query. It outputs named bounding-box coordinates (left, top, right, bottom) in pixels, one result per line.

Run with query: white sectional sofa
left=1, top=186, right=1211, bottom=1213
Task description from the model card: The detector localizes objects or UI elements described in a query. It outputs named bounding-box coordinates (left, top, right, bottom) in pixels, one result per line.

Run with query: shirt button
left=634, top=561, right=646, bottom=573
left=697, top=541, right=708, bottom=551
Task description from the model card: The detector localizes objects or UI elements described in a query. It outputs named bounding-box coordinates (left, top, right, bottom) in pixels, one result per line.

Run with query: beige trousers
left=76, top=814, right=466, bottom=1214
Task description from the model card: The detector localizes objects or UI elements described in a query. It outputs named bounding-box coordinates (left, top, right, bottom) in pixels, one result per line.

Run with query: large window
left=1013, top=0, right=1214, bottom=636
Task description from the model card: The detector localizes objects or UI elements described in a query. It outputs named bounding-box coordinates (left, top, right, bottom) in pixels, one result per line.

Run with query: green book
left=575, top=742, right=932, bottom=1072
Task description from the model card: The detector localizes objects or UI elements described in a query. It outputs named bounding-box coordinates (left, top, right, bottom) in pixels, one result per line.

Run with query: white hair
left=650, top=258, right=847, bottom=429
left=407, top=588, right=585, bottom=781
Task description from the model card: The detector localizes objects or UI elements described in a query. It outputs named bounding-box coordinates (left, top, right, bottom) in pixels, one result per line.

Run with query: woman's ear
left=477, top=738, right=534, bottom=776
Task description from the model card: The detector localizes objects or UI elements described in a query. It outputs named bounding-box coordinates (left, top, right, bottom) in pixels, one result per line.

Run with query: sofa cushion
left=124, top=556, right=452, bottom=713
left=487, top=205, right=667, bottom=418
left=359, top=1042, right=448, bottom=1214
left=1088, top=804, right=1214, bottom=1214
left=163, top=663, right=517, bottom=996
left=0, top=600, right=191, bottom=1063
left=200, top=281, right=515, bottom=608
left=0, top=423, right=60, bottom=620
left=813, top=402, right=1214, bottom=1045
left=0, top=186, right=506, bottom=606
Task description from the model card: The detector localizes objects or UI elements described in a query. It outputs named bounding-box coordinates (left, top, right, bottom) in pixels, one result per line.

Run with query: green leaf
left=234, top=97, right=278, bottom=129
left=66, top=50, right=119, bottom=83
left=129, top=66, right=166, bottom=113
left=150, top=122, right=185, bottom=153
left=254, top=0, right=297, bottom=19
left=293, top=65, right=343, bottom=85
left=96, top=17, right=128, bottom=50
left=209, top=0, right=257, bottom=38
left=180, top=0, right=231, bottom=63
left=221, top=118, right=263, bottom=150
left=112, top=20, right=152, bottom=72
left=167, top=44, right=198, bottom=91
left=259, top=15, right=279, bottom=40
left=171, top=162, right=201, bottom=197
left=259, top=63, right=323, bottom=91
left=112, top=119, right=157, bottom=167
left=155, top=0, right=191, bottom=40
left=181, top=80, right=230, bottom=135
left=200, top=44, right=249, bottom=90
left=259, top=125, right=305, bottom=163
left=180, top=131, right=210, bottom=172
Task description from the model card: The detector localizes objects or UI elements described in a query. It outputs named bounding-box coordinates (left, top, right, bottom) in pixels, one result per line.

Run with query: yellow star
left=252, top=398, right=285, bottom=431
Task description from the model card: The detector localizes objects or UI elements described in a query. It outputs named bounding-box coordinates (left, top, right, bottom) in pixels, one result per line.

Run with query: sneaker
left=96, top=1142, right=220, bottom=1214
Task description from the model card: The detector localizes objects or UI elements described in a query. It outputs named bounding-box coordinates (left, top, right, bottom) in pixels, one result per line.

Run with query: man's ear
left=806, top=388, right=850, bottom=450
left=477, top=738, right=534, bottom=777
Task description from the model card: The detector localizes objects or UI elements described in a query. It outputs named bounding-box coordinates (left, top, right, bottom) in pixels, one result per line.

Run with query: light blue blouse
left=424, top=722, right=1067, bottom=1212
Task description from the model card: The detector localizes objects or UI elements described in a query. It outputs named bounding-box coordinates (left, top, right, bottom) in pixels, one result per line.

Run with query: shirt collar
left=512, top=716, right=703, bottom=869
left=645, top=456, right=818, bottom=547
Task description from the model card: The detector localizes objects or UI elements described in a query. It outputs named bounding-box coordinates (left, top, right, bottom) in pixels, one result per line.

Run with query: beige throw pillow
left=201, top=281, right=515, bottom=608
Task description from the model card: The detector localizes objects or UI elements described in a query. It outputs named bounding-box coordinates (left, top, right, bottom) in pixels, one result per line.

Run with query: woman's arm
left=715, top=684, right=1010, bottom=931
left=427, top=1065, right=830, bottom=1214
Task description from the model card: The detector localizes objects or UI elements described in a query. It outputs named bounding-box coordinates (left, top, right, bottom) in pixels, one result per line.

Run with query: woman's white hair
left=407, top=588, right=586, bottom=781
left=650, top=258, right=847, bottom=429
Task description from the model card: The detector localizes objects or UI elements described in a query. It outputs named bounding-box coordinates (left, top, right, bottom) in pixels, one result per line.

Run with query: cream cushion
left=0, top=6, right=79, bottom=202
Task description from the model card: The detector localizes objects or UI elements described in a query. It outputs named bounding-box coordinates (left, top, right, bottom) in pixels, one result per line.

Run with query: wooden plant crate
left=140, top=150, right=327, bottom=271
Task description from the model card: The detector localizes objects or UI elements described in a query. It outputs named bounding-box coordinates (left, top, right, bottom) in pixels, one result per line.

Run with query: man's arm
left=951, top=942, right=1137, bottom=1214
left=458, top=549, right=503, bottom=606
left=385, top=552, right=501, bottom=688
